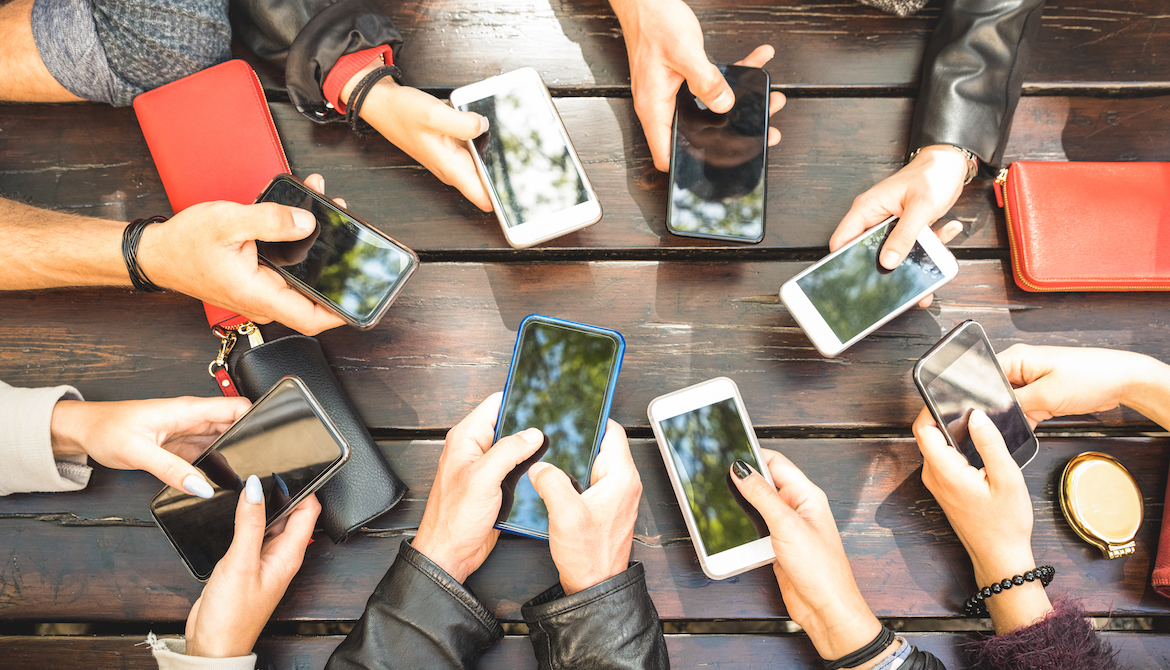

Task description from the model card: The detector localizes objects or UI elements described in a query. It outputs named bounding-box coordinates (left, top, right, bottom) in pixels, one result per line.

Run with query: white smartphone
left=450, top=67, right=603, bottom=249
left=780, top=217, right=959, bottom=357
left=648, top=377, right=776, bottom=580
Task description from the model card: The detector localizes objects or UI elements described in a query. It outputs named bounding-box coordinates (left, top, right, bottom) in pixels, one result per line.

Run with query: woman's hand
left=412, top=393, right=546, bottom=583
left=731, top=450, right=886, bottom=664
left=50, top=395, right=251, bottom=498
left=529, top=421, right=642, bottom=595
left=913, top=407, right=1052, bottom=633
left=185, top=478, right=320, bottom=658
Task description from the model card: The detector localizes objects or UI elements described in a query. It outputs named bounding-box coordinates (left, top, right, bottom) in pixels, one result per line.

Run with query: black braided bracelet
left=121, top=216, right=168, bottom=292
left=344, top=64, right=402, bottom=136
left=823, top=625, right=896, bottom=670
left=963, top=565, right=1055, bottom=617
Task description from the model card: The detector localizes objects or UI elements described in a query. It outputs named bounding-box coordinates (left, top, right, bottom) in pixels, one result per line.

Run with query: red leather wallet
left=994, top=161, right=1170, bottom=292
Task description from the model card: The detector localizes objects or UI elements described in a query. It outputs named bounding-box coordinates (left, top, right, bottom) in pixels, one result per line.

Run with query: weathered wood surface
left=1, top=437, right=1165, bottom=622
left=1, top=260, right=1167, bottom=432
left=2, top=96, right=1167, bottom=253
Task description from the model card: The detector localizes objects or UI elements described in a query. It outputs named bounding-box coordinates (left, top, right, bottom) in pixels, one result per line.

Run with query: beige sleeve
left=0, top=380, right=91, bottom=495
left=147, top=634, right=258, bottom=670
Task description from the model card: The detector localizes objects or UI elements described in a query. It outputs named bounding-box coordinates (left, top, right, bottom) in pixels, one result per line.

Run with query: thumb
left=138, top=444, right=217, bottom=500
left=729, top=459, right=794, bottom=534
left=427, top=104, right=490, bottom=140
left=528, top=461, right=583, bottom=515
left=238, top=202, right=317, bottom=243
left=476, top=428, right=546, bottom=484
left=967, top=410, right=1021, bottom=486
left=222, top=475, right=267, bottom=565
left=681, top=59, right=733, bottom=114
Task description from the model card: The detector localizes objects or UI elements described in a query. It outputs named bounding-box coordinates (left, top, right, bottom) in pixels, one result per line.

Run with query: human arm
left=522, top=421, right=668, bottom=670
left=0, top=0, right=84, bottom=102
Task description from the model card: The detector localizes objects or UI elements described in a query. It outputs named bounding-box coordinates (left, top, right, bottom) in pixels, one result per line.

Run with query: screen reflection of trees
left=796, top=223, right=943, bottom=342
left=466, top=88, right=588, bottom=227
left=661, top=399, right=763, bottom=555
left=496, top=323, right=618, bottom=533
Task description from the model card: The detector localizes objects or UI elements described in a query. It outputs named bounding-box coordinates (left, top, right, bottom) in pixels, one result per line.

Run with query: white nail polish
left=245, top=475, right=263, bottom=504
left=184, top=475, right=214, bottom=499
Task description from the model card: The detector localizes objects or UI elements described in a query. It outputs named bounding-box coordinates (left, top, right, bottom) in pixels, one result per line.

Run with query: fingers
left=641, top=98, right=676, bottom=172
left=880, top=204, right=934, bottom=270
left=426, top=102, right=489, bottom=141
left=143, top=446, right=216, bottom=499
left=445, top=393, right=505, bottom=456
left=259, top=494, right=320, bottom=574
left=912, top=407, right=969, bottom=477
left=936, top=220, right=963, bottom=245
left=729, top=458, right=794, bottom=534
left=303, top=173, right=325, bottom=195
left=681, top=55, right=734, bottom=114
left=734, top=44, right=775, bottom=69
left=223, top=475, right=267, bottom=565
left=996, top=343, right=1037, bottom=387
left=247, top=275, right=348, bottom=335
left=967, top=410, right=1022, bottom=488
left=442, top=150, right=494, bottom=212
left=768, top=91, right=786, bottom=117
left=236, top=202, right=317, bottom=243
left=590, top=420, right=636, bottom=485
left=528, top=461, right=583, bottom=513
left=476, top=428, right=546, bottom=484
left=830, top=196, right=888, bottom=253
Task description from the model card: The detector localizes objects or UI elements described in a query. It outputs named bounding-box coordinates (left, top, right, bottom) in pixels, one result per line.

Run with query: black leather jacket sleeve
left=522, top=562, right=669, bottom=670
left=908, top=0, right=1047, bottom=168
left=324, top=540, right=504, bottom=670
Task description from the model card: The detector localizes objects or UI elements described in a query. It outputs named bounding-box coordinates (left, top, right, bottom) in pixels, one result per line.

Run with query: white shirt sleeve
left=0, top=380, right=91, bottom=495
left=146, top=633, right=258, bottom=670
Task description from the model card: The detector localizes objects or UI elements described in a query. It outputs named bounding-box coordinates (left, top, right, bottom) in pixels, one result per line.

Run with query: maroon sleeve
left=964, top=597, right=1120, bottom=670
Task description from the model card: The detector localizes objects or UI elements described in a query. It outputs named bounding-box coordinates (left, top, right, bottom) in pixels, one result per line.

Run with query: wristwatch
left=907, top=145, right=980, bottom=185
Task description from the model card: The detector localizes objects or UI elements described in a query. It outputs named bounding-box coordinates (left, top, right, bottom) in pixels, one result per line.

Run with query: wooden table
left=2, top=1, right=1170, bottom=666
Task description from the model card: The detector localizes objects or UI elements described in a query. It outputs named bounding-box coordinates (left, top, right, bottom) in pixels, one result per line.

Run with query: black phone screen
left=657, top=398, right=768, bottom=555
left=917, top=324, right=1036, bottom=469
left=668, top=65, right=769, bottom=243
left=495, top=318, right=623, bottom=537
left=256, top=178, right=416, bottom=325
left=459, top=82, right=588, bottom=227
left=796, top=221, right=945, bottom=343
left=151, top=378, right=346, bottom=580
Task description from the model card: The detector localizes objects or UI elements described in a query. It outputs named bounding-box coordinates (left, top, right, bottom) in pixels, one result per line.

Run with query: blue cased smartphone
left=493, top=314, right=626, bottom=539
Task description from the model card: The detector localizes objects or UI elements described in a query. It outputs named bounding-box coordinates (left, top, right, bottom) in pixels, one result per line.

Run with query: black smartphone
left=493, top=315, right=625, bottom=539
left=255, top=174, right=419, bottom=330
left=150, top=376, right=350, bottom=580
left=667, top=64, right=770, bottom=244
left=913, top=321, right=1038, bottom=470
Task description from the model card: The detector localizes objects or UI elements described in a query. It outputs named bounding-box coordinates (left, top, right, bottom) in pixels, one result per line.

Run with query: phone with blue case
left=493, top=315, right=625, bottom=539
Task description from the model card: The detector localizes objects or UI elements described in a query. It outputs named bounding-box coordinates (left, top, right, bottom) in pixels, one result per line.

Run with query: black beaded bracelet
left=345, top=64, right=402, bottom=136
left=823, top=625, right=896, bottom=670
left=121, top=216, right=168, bottom=293
left=963, top=565, right=1055, bottom=617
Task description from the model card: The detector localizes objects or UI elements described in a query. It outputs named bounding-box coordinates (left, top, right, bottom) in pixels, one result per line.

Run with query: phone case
left=493, top=314, right=625, bottom=539
left=232, top=335, right=408, bottom=543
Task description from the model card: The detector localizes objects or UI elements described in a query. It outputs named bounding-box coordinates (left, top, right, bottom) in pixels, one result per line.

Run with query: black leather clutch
left=232, top=335, right=406, bottom=542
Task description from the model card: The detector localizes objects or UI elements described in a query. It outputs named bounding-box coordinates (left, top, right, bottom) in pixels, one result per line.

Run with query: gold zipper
left=247, top=69, right=291, bottom=173
left=995, top=167, right=1170, bottom=292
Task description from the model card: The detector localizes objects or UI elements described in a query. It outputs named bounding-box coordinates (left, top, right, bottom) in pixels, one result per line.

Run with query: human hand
left=50, top=395, right=251, bottom=498
left=341, top=63, right=492, bottom=212
left=412, top=393, right=547, bottom=583
left=138, top=173, right=347, bottom=335
left=730, top=451, right=883, bottom=662
left=528, top=421, right=642, bottom=595
left=830, top=146, right=968, bottom=306
left=610, top=0, right=784, bottom=171
left=913, top=407, right=1052, bottom=632
left=186, top=477, right=320, bottom=658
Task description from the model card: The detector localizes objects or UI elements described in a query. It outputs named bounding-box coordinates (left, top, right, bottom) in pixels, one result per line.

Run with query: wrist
left=971, top=548, right=1036, bottom=588
left=1119, top=353, right=1170, bottom=415
left=411, top=533, right=472, bottom=584
left=801, top=600, right=883, bottom=661
left=49, top=400, right=89, bottom=457
left=909, top=144, right=976, bottom=185
left=560, top=560, right=628, bottom=596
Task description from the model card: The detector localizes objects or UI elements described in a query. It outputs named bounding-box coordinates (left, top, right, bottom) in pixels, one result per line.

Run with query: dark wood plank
left=6, top=630, right=1170, bottom=669
left=2, top=437, right=1166, bottom=622
left=1, top=260, right=1168, bottom=432
left=2, top=96, right=1167, bottom=253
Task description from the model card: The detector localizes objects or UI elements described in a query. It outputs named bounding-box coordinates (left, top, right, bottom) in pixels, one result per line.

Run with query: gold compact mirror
left=1059, top=452, right=1143, bottom=559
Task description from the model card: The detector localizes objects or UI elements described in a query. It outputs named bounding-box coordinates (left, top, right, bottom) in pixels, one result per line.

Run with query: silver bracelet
left=907, top=145, right=979, bottom=185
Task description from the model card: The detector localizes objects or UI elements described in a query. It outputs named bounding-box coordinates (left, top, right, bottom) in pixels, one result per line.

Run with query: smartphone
left=779, top=218, right=959, bottom=356
left=913, top=320, right=1038, bottom=470
left=150, top=376, right=350, bottom=580
left=493, top=315, right=625, bottom=539
left=667, top=64, right=769, bottom=244
left=255, top=174, right=419, bottom=330
left=450, top=67, right=603, bottom=249
left=648, top=377, right=775, bottom=580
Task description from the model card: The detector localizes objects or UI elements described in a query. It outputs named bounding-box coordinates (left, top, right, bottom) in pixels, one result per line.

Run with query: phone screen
left=668, top=65, right=769, bottom=242
left=918, top=325, right=1035, bottom=469
left=495, top=318, right=623, bottom=537
left=256, top=178, right=416, bottom=325
left=458, top=82, right=589, bottom=227
left=657, top=398, right=767, bottom=555
left=796, top=221, right=945, bottom=343
left=151, top=379, right=346, bottom=579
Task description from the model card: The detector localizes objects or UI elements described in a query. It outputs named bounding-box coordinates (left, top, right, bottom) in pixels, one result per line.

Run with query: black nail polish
left=732, top=459, right=752, bottom=479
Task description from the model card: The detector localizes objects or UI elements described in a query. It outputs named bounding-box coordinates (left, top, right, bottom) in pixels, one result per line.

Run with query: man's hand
left=528, top=421, right=642, bottom=595
left=610, top=0, right=784, bottom=171
left=50, top=395, right=251, bottom=498
left=412, top=393, right=546, bottom=583
left=138, top=173, right=348, bottom=335
left=186, top=478, right=320, bottom=658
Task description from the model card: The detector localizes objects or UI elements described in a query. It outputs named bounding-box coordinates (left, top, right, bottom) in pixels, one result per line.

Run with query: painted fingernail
left=969, top=409, right=991, bottom=428
left=183, top=475, right=214, bottom=499
left=245, top=474, right=263, bottom=504
left=732, top=459, right=753, bottom=479
left=520, top=427, right=543, bottom=444
left=712, top=89, right=734, bottom=112
left=291, top=208, right=316, bottom=231
left=880, top=250, right=901, bottom=270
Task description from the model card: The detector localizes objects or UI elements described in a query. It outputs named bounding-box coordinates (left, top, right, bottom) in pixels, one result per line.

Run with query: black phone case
left=232, top=335, right=407, bottom=542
